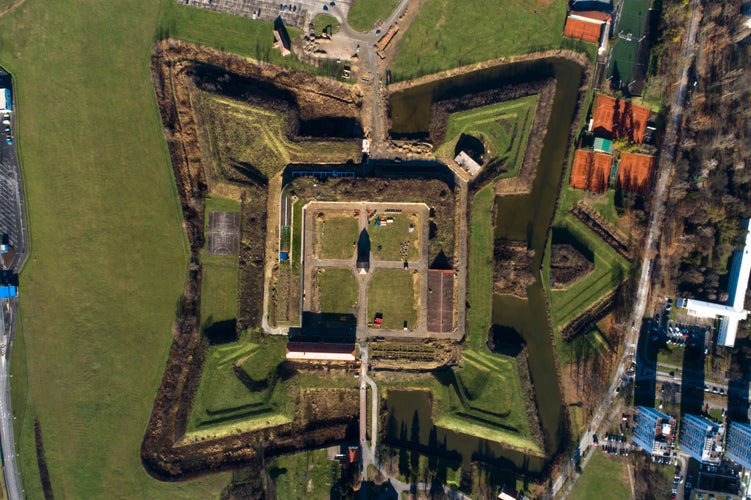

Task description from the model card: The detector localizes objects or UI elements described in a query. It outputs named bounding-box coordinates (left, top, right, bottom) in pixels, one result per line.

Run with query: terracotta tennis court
left=563, top=17, right=603, bottom=44
left=616, top=152, right=655, bottom=193
left=570, top=149, right=613, bottom=193
left=592, top=94, right=651, bottom=143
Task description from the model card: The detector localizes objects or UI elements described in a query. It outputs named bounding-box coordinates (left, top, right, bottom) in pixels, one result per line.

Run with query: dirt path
left=261, top=173, right=286, bottom=335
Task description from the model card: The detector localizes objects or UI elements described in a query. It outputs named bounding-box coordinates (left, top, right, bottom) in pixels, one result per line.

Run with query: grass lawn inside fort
left=367, top=269, right=418, bottom=329
left=317, top=214, right=359, bottom=260
left=318, top=268, right=358, bottom=315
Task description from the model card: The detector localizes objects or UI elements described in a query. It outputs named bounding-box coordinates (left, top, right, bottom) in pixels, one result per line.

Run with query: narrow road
left=0, top=301, right=22, bottom=500
left=554, top=2, right=704, bottom=495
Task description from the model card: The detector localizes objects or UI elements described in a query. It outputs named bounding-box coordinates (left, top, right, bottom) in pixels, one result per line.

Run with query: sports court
left=616, top=152, right=655, bottom=193
left=208, top=211, right=241, bottom=255
left=592, top=94, right=651, bottom=143
left=569, top=149, right=613, bottom=193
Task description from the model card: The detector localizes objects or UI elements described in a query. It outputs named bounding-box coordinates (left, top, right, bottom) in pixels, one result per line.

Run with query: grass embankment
left=318, top=268, right=357, bottom=315
left=203, top=95, right=361, bottom=179
left=435, top=95, right=538, bottom=179
left=346, top=0, right=398, bottom=32
left=369, top=214, right=420, bottom=261
left=313, top=13, right=340, bottom=36
left=188, top=334, right=293, bottom=434
left=2, top=0, right=333, bottom=496
left=569, top=451, right=631, bottom=500
left=368, top=269, right=417, bottom=329
left=318, top=214, right=359, bottom=260
left=548, top=217, right=628, bottom=331
left=390, top=0, right=566, bottom=80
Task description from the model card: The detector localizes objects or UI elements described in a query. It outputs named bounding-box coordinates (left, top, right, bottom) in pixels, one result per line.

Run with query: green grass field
left=203, top=95, right=361, bottom=180
left=318, top=214, right=359, bottom=260
left=390, top=0, right=566, bottom=81
left=369, top=214, right=420, bottom=261
left=313, top=13, right=340, bottom=36
left=201, top=253, right=239, bottom=329
left=347, top=0, right=398, bottom=32
left=569, top=451, right=631, bottom=500
left=435, top=95, right=538, bottom=178
left=317, top=268, right=358, bottom=315
left=0, top=0, right=342, bottom=496
left=467, top=185, right=495, bottom=351
left=368, top=269, right=417, bottom=329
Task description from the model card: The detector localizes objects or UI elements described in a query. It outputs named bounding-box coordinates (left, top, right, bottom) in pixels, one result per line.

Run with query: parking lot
left=179, top=0, right=353, bottom=29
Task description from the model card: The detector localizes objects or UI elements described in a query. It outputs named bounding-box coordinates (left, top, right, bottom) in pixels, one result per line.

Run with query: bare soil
left=550, top=244, right=594, bottom=289
left=369, top=339, right=461, bottom=370
left=571, top=202, right=633, bottom=260
left=492, top=240, right=535, bottom=298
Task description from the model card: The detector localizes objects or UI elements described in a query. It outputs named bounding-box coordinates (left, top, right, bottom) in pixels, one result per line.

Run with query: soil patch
left=492, top=239, right=535, bottom=298
left=550, top=244, right=594, bottom=289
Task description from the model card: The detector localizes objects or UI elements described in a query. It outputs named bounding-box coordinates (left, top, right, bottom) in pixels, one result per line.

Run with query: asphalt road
left=0, top=302, right=22, bottom=500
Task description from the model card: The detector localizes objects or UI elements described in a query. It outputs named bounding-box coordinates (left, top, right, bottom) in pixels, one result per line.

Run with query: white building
left=0, top=89, right=12, bottom=113
left=677, top=218, right=751, bottom=347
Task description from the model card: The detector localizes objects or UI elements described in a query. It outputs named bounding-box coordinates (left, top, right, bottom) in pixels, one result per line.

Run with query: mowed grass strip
left=466, top=185, right=495, bottom=351
left=200, top=253, right=239, bottom=328
left=318, top=214, right=359, bottom=260
left=204, top=95, right=361, bottom=179
left=390, top=0, right=566, bottom=80
left=435, top=95, right=538, bottom=178
left=0, top=0, right=331, bottom=496
left=368, top=269, right=417, bottom=329
left=369, top=214, right=420, bottom=261
left=347, top=0, right=398, bottom=32
left=317, top=268, right=358, bottom=315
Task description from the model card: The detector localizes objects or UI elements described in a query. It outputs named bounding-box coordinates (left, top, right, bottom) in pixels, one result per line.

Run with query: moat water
left=387, top=57, right=584, bottom=475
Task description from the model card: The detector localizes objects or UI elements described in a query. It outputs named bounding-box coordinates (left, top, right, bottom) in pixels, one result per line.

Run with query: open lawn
left=201, top=253, right=239, bottom=330
left=435, top=95, right=538, bottom=178
left=313, top=13, right=340, bottom=36
left=318, top=213, right=359, bottom=260
left=270, top=448, right=341, bottom=499
left=347, top=0, right=398, bottom=32
left=0, top=0, right=333, bottom=496
left=368, top=269, right=417, bottom=329
left=390, top=0, right=566, bottom=81
left=569, top=451, right=631, bottom=500
left=203, top=95, right=361, bottom=180
left=368, top=213, right=420, bottom=261
left=317, top=268, right=358, bottom=315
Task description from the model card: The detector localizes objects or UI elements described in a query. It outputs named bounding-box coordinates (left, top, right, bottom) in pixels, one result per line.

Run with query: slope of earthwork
left=142, top=41, right=363, bottom=479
